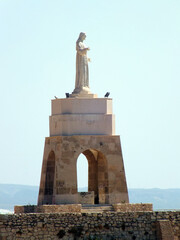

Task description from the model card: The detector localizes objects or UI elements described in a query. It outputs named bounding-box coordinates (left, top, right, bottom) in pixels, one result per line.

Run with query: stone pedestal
left=38, top=135, right=129, bottom=205
left=38, top=97, right=129, bottom=205
left=50, top=98, right=115, bottom=136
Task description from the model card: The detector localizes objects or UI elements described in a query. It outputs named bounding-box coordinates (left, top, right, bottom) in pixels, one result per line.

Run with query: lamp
left=104, top=92, right=110, bottom=98
left=65, top=93, right=70, bottom=98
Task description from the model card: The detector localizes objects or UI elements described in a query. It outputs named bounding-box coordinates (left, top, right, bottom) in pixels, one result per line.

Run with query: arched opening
left=76, top=149, right=109, bottom=204
left=77, top=153, right=88, bottom=192
left=83, top=149, right=99, bottom=204
left=44, top=151, right=55, bottom=204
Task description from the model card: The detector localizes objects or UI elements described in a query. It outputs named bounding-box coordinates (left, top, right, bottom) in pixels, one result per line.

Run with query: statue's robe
left=74, top=41, right=89, bottom=93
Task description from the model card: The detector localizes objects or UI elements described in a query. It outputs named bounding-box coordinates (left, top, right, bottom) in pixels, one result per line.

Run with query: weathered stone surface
left=50, top=98, right=114, bottom=136
left=38, top=135, right=129, bottom=205
left=156, top=220, right=175, bottom=240
left=113, top=203, right=153, bottom=212
left=14, top=203, right=152, bottom=214
left=78, top=192, right=94, bottom=204
left=14, top=204, right=81, bottom=214
left=51, top=98, right=112, bottom=115
left=0, top=211, right=180, bottom=239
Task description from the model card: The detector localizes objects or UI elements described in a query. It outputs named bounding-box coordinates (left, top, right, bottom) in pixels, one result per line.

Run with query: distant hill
left=0, top=184, right=180, bottom=211
left=0, top=184, right=39, bottom=211
left=129, top=188, right=180, bottom=210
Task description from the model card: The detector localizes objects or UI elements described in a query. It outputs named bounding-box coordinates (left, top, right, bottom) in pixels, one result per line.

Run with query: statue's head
left=79, top=32, right=86, bottom=41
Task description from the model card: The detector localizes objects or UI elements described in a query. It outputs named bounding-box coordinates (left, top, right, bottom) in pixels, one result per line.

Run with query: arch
left=44, top=151, right=55, bottom=204
left=77, top=153, right=88, bottom=192
left=77, top=149, right=109, bottom=204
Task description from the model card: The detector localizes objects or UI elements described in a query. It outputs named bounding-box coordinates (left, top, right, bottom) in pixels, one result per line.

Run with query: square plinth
left=50, top=98, right=115, bottom=136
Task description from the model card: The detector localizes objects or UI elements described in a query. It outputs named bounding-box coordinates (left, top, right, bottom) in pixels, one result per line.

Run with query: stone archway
left=38, top=135, right=129, bottom=205
left=79, top=149, right=109, bottom=204
left=44, top=151, right=55, bottom=204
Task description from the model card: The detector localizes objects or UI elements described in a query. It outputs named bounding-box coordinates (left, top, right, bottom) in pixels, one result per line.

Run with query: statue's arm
left=76, top=42, right=90, bottom=55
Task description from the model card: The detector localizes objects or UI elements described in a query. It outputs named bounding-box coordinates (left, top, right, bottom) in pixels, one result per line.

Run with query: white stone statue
left=72, top=32, right=91, bottom=95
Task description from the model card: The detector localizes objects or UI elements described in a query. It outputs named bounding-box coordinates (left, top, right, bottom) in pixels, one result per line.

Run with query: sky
left=0, top=0, right=179, bottom=189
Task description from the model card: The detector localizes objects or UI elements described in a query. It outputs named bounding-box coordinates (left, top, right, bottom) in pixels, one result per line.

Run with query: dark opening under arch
left=77, top=149, right=109, bottom=204
left=44, top=151, right=55, bottom=204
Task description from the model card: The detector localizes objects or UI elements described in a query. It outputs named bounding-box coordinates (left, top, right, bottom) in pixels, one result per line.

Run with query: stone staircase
left=81, top=204, right=114, bottom=213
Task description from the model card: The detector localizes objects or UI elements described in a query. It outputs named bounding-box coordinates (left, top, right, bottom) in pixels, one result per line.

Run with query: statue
left=72, top=32, right=91, bottom=95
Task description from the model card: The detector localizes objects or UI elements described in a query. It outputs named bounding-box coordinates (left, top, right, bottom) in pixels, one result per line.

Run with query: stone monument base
left=50, top=97, right=115, bottom=136
left=38, top=135, right=129, bottom=205
left=14, top=203, right=153, bottom=214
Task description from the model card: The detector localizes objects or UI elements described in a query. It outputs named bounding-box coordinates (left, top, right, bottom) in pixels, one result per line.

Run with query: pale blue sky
left=0, top=0, right=179, bottom=189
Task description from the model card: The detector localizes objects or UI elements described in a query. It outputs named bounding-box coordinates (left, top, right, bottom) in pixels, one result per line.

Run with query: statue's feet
left=71, top=87, right=97, bottom=98
left=72, top=87, right=91, bottom=95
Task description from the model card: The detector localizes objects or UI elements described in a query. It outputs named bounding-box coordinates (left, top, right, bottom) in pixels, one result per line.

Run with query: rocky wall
left=14, top=204, right=81, bottom=214
left=78, top=192, right=94, bottom=204
left=112, top=203, right=153, bottom=212
left=0, top=211, right=180, bottom=239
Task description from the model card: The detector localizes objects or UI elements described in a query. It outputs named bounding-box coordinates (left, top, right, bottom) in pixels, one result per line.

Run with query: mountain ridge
left=0, top=184, right=180, bottom=211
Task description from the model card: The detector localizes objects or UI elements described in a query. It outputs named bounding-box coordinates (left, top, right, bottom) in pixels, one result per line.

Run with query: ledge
left=14, top=204, right=82, bottom=214
left=112, top=203, right=153, bottom=212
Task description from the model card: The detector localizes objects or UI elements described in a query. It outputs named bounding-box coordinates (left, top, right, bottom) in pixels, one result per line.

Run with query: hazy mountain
left=129, top=188, right=180, bottom=210
left=0, top=184, right=39, bottom=211
left=0, top=184, right=180, bottom=211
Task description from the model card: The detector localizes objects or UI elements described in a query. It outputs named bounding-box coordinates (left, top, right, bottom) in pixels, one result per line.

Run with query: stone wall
left=78, top=192, right=94, bottom=204
left=156, top=220, right=175, bottom=240
left=14, top=204, right=81, bottom=214
left=14, top=203, right=153, bottom=214
left=0, top=211, right=180, bottom=239
left=112, top=203, right=153, bottom=212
